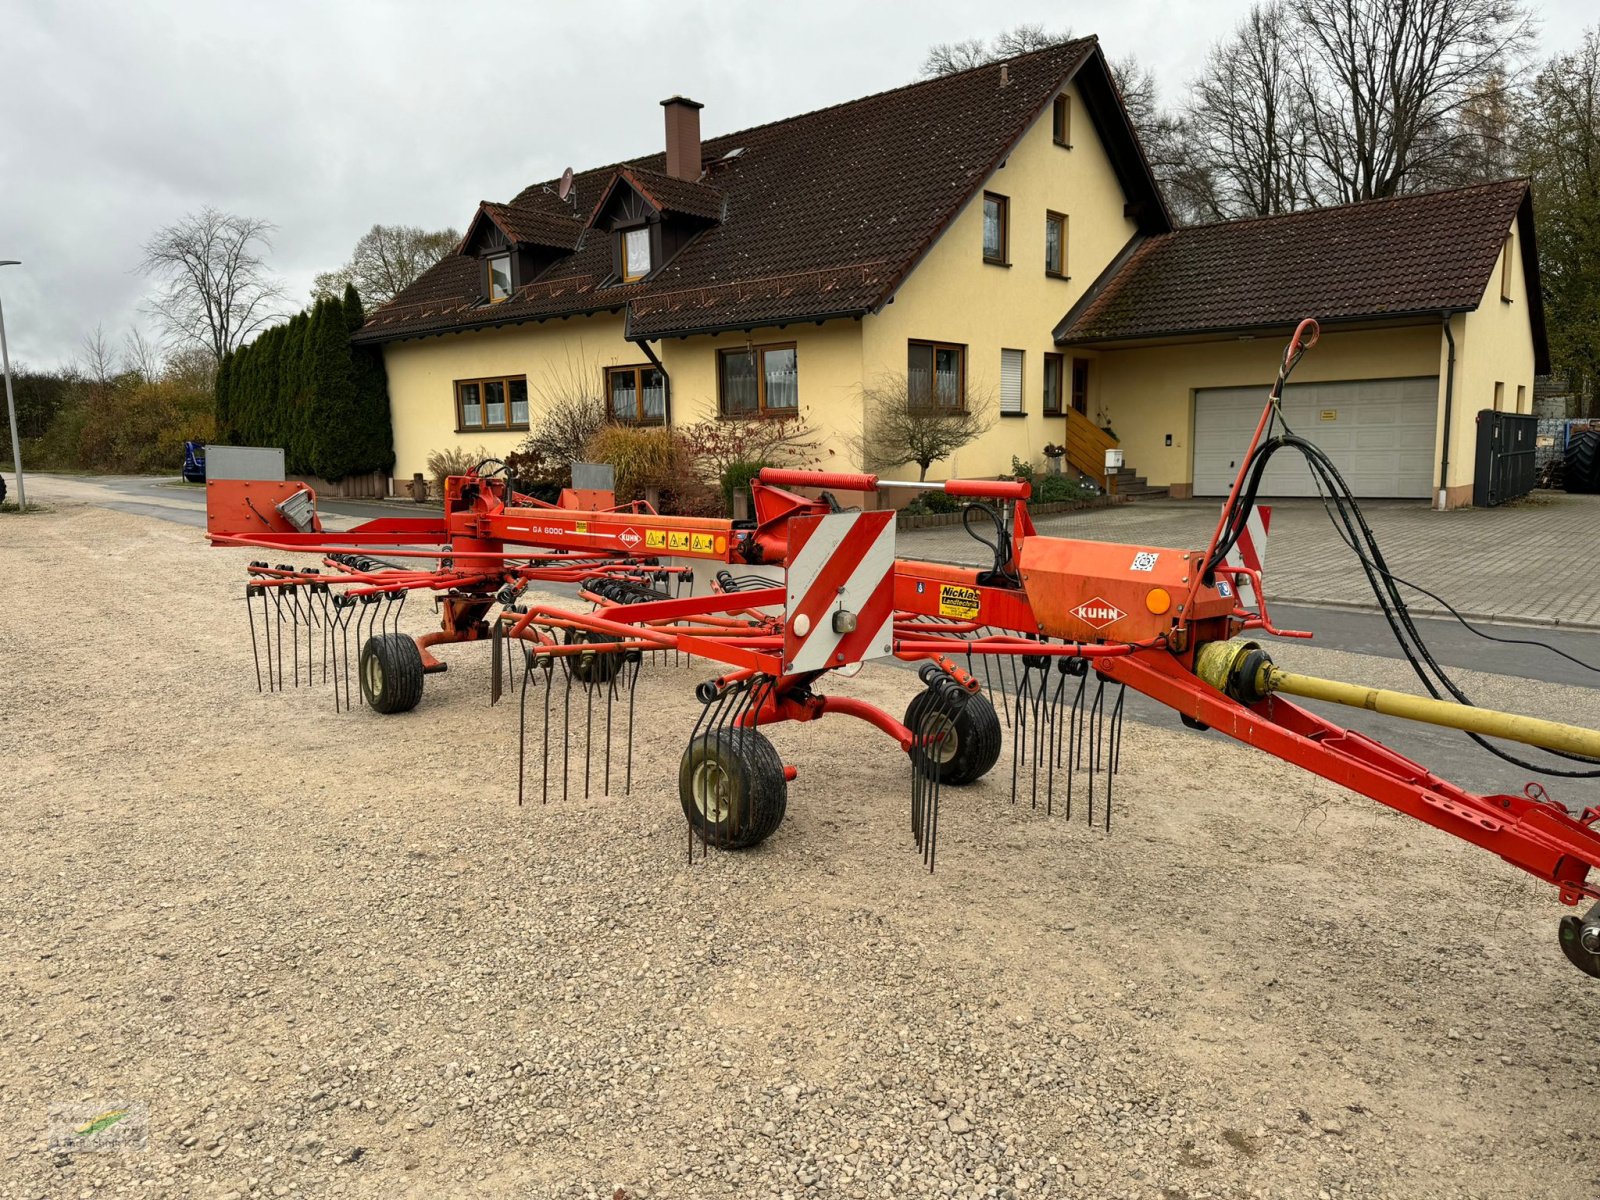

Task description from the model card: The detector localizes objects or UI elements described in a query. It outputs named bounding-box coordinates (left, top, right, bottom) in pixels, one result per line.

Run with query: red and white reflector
left=1222, top=503, right=1271, bottom=609
left=782, top=511, right=897, bottom=674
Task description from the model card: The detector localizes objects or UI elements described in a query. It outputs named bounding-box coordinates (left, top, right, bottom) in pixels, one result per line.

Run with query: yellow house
left=355, top=37, right=1546, bottom=511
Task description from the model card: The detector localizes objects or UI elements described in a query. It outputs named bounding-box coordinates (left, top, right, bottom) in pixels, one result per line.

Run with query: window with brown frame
left=1045, top=211, right=1068, bottom=278
left=718, top=343, right=799, bottom=417
left=606, top=364, right=667, bottom=424
left=1500, top=232, right=1513, bottom=302
left=1043, top=353, right=1064, bottom=415
left=982, top=193, right=1009, bottom=265
left=621, top=227, right=652, bottom=282
left=455, top=374, right=529, bottom=432
left=486, top=254, right=513, bottom=303
left=1053, top=94, right=1072, bottom=147
left=908, top=340, right=966, bottom=410
left=1070, top=358, right=1089, bottom=415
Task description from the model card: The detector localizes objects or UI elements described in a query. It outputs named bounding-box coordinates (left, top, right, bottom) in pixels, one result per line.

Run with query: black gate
left=1473, top=409, right=1538, bottom=507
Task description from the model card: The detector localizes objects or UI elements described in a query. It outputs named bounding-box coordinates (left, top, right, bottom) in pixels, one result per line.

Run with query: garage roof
left=1055, top=179, right=1547, bottom=370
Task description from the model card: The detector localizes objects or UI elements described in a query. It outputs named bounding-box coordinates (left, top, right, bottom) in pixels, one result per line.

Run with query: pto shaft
left=1196, top=637, right=1600, bottom=760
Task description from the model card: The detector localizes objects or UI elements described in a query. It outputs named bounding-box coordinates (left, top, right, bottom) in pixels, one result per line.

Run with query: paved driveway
left=899, top=490, right=1600, bottom=629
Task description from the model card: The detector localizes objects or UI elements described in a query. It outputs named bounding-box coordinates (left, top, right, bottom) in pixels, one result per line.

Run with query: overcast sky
left=2, top=0, right=1592, bottom=371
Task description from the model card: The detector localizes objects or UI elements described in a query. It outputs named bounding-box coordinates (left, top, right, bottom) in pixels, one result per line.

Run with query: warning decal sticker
left=645, top=530, right=666, bottom=549
left=938, top=584, right=981, bottom=620
left=690, top=532, right=716, bottom=554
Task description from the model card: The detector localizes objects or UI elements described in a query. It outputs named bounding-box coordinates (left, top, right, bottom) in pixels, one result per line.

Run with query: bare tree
left=992, top=23, right=1064, bottom=57
left=78, top=325, right=117, bottom=387
left=920, top=37, right=995, bottom=78
left=122, top=328, right=163, bottom=382
left=853, top=373, right=996, bottom=480
left=1294, top=0, right=1534, bottom=202
left=1110, top=55, right=1221, bottom=225
left=139, top=207, right=286, bottom=365
left=920, top=24, right=1071, bottom=79
left=1185, top=3, right=1314, bottom=218
left=312, top=224, right=461, bottom=307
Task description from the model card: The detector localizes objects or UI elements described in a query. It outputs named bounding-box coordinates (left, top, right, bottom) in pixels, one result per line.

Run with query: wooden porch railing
left=1062, top=406, right=1119, bottom=488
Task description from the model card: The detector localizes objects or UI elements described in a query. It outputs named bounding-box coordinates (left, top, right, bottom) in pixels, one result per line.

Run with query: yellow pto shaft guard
left=1195, top=637, right=1600, bottom=760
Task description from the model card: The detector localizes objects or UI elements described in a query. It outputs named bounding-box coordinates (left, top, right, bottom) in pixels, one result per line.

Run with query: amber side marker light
left=1146, top=587, right=1172, bottom=615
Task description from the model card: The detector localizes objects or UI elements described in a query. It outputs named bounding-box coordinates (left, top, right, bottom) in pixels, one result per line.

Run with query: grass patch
left=1, top=501, right=52, bottom=514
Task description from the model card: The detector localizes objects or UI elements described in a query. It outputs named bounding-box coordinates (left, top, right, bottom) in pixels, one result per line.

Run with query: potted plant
left=1043, top=442, right=1066, bottom=475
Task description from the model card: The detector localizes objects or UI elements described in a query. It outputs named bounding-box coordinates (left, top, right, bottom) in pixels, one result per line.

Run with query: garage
left=1192, top=377, right=1439, bottom=498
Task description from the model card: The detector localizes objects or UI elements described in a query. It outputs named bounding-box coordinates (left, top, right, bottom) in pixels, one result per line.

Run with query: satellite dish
left=557, top=167, right=574, bottom=201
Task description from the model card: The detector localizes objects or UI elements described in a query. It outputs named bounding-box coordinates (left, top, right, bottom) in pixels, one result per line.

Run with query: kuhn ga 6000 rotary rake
left=208, top=321, right=1600, bottom=978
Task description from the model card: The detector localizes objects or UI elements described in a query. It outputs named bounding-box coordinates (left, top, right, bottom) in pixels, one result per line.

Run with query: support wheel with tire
left=360, top=632, right=425, bottom=714
left=679, top=728, right=788, bottom=849
left=903, top=688, right=1002, bottom=785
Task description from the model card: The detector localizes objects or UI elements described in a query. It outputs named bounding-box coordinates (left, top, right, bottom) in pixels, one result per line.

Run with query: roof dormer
left=460, top=201, right=583, bottom=303
left=586, top=165, right=723, bottom=286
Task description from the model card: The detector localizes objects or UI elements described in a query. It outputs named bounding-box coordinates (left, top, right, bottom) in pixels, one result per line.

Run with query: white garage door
left=1193, top=377, right=1439, bottom=498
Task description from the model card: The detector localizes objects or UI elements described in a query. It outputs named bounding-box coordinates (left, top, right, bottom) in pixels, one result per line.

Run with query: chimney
left=999, top=64, right=1010, bottom=88
left=661, top=95, right=704, bottom=181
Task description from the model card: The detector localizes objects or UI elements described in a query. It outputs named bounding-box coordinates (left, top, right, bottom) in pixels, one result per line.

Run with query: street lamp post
left=0, top=260, right=23, bottom=510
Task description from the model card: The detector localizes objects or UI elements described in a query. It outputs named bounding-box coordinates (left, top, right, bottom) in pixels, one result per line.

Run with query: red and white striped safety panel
left=1222, top=503, right=1271, bottom=609
left=782, top=511, right=897, bottom=674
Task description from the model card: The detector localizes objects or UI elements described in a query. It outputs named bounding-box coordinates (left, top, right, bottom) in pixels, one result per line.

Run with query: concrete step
left=1116, top=483, right=1170, bottom=501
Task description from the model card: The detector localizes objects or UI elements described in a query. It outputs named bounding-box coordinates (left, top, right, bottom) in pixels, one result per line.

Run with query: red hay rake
left=208, top=322, right=1600, bottom=979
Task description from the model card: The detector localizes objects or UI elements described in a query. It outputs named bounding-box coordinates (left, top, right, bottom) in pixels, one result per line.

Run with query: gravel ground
left=3, top=505, right=1599, bottom=1200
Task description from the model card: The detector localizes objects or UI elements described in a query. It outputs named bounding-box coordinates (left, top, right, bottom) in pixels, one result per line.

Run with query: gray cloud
left=1, top=0, right=1586, bottom=370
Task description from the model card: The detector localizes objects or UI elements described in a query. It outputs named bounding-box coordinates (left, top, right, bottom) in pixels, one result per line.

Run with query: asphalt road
left=30, top=472, right=1600, bottom=803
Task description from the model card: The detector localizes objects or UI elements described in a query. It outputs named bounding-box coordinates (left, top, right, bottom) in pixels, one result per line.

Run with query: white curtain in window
left=983, top=200, right=1003, bottom=259
left=625, top=228, right=651, bottom=277
left=762, top=348, right=798, bottom=410
left=1000, top=349, right=1023, bottom=414
left=642, top=369, right=665, bottom=419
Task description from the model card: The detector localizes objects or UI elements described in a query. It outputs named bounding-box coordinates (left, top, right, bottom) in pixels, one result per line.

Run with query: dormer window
left=622, top=228, right=652, bottom=282
left=487, top=253, right=512, bottom=302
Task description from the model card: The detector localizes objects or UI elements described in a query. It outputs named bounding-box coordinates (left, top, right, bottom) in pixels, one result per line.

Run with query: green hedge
left=215, top=284, right=393, bottom=479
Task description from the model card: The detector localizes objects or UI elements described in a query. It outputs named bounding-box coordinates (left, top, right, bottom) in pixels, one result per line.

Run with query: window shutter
left=1000, top=349, right=1024, bottom=414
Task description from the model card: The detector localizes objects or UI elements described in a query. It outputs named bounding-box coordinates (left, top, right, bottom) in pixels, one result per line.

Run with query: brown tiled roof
left=356, top=37, right=1168, bottom=345
left=600, top=166, right=725, bottom=222
left=1056, top=180, right=1538, bottom=345
left=482, top=202, right=583, bottom=251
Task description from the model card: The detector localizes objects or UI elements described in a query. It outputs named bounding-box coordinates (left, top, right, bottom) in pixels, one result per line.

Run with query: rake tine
left=624, top=654, right=641, bottom=795
left=542, top=655, right=555, bottom=805
left=1045, top=665, right=1067, bottom=816
left=284, top=582, right=301, bottom=688
left=1106, top=683, right=1126, bottom=832
left=245, top=584, right=265, bottom=692
left=312, top=585, right=331, bottom=685
left=517, top=648, right=534, bottom=807
left=268, top=588, right=285, bottom=692
left=562, top=662, right=574, bottom=804
left=1031, top=661, right=1050, bottom=811
left=1087, top=678, right=1106, bottom=829
left=583, top=659, right=596, bottom=800
left=1009, top=662, right=1029, bottom=806
left=1111, top=683, right=1127, bottom=776
left=603, top=660, right=616, bottom=797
